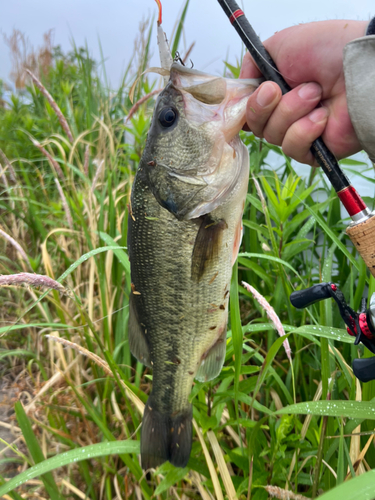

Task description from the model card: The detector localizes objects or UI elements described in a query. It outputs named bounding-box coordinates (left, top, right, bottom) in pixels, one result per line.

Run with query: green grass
left=0, top=13, right=375, bottom=500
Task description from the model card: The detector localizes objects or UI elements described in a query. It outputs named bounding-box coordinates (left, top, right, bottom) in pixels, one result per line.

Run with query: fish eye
left=158, top=107, right=177, bottom=128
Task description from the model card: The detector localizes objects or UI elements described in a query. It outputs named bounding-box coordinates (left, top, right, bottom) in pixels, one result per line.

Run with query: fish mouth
left=170, top=64, right=228, bottom=105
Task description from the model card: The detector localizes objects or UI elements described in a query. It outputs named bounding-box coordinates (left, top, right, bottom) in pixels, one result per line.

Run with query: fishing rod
left=217, top=0, right=375, bottom=278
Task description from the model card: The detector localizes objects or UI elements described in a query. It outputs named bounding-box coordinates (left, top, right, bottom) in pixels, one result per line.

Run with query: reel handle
left=352, top=358, right=375, bottom=383
left=290, top=283, right=333, bottom=309
left=290, top=283, right=375, bottom=382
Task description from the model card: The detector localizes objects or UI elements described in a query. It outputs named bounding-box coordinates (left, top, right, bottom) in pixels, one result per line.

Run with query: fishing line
left=154, top=0, right=162, bottom=25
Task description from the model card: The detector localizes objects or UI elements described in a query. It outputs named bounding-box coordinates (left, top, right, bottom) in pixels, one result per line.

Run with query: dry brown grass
left=3, top=29, right=53, bottom=88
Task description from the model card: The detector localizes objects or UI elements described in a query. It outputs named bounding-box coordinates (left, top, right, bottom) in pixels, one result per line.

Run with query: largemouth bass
left=128, top=62, right=260, bottom=469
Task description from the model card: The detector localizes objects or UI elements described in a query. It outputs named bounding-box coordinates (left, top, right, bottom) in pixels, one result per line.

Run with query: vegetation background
left=0, top=4, right=375, bottom=499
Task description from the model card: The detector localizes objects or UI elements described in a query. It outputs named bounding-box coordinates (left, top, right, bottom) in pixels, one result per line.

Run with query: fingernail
left=256, top=83, right=276, bottom=107
left=309, top=107, right=328, bottom=123
left=298, top=82, right=322, bottom=100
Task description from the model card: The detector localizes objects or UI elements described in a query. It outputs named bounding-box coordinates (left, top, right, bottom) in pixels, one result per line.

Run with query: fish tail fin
left=141, top=395, right=192, bottom=469
left=169, top=406, right=193, bottom=467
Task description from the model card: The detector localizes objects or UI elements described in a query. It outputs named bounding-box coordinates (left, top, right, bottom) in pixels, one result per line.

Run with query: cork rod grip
left=346, top=215, right=375, bottom=278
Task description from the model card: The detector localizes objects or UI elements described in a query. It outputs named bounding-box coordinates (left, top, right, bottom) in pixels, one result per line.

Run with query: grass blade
left=230, top=260, right=243, bottom=427
left=154, top=467, right=188, bottom=496
left=171, top=0, right=190, bottom=58
left=0, top=349, right=35, bottom=360
left=293, top=325, right=353, bottom=344
left=276, top=400, right=375, bottom=420
left=99, top=231, right=130, bottom=275
left=0, top=440, right=140, bottom=497
left=238, top=252, right=304, bottom=282
left=250, top=333, right=291, bottom=411
left=14, top=402, right=64, bottom=499
left=317, top=469, right=375, bottom=500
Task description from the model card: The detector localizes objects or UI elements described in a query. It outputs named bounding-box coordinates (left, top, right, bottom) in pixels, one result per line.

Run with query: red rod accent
left=229, top=9, right=244, bottom=24
left=359, top=313, right=374, bottom=340
left=337, top=186, right=367, bottom=217
left=346, top=316, right=356, bottom=337
left=347, top=313, right=374, bottom=340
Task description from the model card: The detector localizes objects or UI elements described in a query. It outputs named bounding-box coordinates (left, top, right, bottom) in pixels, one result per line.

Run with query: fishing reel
left=290, top=283, right=375, bottom=383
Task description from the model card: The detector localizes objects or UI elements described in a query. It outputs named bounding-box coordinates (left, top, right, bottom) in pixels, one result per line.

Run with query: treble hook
left=173, top=51, right=185, bottom=66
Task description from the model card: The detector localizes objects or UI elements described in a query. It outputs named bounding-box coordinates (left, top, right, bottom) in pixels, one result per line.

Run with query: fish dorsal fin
left=128, top=293, right=151, bottom=367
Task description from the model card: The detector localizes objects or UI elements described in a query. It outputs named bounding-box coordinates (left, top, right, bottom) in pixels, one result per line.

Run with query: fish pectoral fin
left=128, top=293, right=151, bottom=368
left=191, top=214, right=227, bottom=283
left=195, top=327, right=227, bottom=382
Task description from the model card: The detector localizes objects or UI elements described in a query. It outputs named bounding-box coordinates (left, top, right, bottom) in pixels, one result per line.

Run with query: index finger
left=240, top=51, right=263, bottom=79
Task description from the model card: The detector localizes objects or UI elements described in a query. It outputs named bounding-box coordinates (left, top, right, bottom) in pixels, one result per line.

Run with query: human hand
left=240, top=20, right=368, bottom=165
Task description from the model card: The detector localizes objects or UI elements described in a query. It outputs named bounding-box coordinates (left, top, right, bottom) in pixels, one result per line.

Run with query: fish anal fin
left=128, top=293, right=151, bottom=368
left=141, top=395, right=192, bottom=469
left=195, top=326, right=227, bottom=382
left=191, top=214, right=227, bottom=283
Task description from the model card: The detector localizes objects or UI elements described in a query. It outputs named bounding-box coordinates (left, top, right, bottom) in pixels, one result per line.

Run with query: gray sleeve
left=343, top=30, right=375, bottom=162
